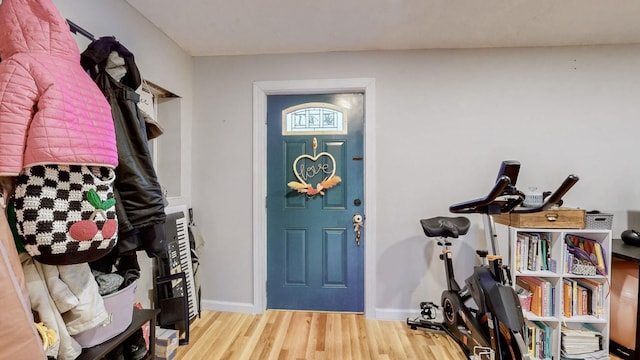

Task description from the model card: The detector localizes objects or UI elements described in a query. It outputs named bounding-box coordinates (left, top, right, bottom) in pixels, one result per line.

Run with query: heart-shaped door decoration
left=288, top=138, right=341, bottom=196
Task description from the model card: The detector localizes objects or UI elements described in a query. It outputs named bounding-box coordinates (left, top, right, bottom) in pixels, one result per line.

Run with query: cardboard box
left=493, top=207, right=585, bottom=229
left=155, top=327, right=179, bottom=360
left=155, top=347, right=177, bottom=360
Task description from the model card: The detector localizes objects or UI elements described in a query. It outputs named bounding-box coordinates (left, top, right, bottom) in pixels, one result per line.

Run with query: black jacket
left=81, top=37, right=166, bottom=255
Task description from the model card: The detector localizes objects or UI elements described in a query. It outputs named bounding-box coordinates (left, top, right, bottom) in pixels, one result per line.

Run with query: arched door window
left=282, top=102, right=347, bottom=135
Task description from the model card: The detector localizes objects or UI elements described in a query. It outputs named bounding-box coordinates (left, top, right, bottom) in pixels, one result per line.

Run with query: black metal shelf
left=77, top=308, right=160, bottom=360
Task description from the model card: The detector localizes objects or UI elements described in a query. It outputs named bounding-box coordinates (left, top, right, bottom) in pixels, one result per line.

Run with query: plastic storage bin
left=585, top=212, right=613, bottom=230
left=73, top=280, right=137, bottom=348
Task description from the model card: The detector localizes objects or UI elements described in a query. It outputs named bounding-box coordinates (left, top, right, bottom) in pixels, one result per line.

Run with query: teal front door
left=266, top=93, right=364, bottom=312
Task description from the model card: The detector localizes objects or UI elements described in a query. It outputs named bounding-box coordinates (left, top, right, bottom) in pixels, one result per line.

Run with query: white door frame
left=252, top=78, right=377, bottom=318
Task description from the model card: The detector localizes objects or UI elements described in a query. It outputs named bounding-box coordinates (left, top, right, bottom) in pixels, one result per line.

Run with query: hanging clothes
left=0, top=195, right=46, bottom=360
left=80, top=37, right=167, bottom=258
left=0, top=0, right=118, bottom=360
left=0, top=0, right=120, bottom=265
left=0, top=1, right=118, bottom=175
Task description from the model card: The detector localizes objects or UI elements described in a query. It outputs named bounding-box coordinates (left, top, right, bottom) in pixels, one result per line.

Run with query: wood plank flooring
left=174, top=310, right=624, bottom=360
left=174, top=310, right=467, bottom=360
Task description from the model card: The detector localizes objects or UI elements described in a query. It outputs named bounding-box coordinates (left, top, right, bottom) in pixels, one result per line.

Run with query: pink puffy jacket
left=0, top=0, right=118, bottom=177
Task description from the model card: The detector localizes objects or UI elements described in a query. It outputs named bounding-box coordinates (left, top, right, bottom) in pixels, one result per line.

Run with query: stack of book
left=561, top=326, right=603, bottom=358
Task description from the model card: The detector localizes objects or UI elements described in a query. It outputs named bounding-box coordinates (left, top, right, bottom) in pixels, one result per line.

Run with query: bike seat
left=420, top=216, right=470, bottom=239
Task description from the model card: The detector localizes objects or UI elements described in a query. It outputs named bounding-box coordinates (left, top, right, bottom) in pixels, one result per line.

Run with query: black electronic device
left=622, top=229, right=640, bottom=246
left=496, top=160, right=520, bottom=185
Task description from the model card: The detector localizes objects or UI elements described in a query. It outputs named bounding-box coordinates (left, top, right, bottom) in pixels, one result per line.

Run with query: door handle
left=352, top=214, right=364, bottom=246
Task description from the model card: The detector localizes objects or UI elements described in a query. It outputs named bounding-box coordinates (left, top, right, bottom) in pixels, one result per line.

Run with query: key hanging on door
left=352, top=214, right=364, bottom=246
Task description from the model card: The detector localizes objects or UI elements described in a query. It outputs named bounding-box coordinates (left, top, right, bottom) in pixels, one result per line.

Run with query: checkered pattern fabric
left=13, top=165, right=118, bottom=265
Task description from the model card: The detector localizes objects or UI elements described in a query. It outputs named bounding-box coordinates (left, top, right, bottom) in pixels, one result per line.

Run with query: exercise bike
left=407, top=161, right=579, bottom=360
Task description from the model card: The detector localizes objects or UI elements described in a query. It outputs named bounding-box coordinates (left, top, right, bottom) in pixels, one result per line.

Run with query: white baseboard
left=200, top=299, right=259, bottom=314
left=375, top=308, right=417, bottom=321
left=199, top=300, right=416, bottom=322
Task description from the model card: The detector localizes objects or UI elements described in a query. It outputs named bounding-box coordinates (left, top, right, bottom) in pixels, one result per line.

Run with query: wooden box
left=493, top=208, right=585, bottom=229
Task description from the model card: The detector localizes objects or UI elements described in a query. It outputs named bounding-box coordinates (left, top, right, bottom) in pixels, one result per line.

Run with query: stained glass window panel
left=282, top=102, right=347, bottom=135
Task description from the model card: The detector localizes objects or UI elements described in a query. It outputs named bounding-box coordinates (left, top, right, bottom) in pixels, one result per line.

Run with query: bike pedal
left=419, top=301, right=438, bottom=309
left=457, top=326, right=473, bottom=337
left=472, top=346, right=494, bottom=360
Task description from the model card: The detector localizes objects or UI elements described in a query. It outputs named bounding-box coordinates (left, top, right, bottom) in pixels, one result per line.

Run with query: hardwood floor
left=174, top=310, right=623, bottom=360
left=174, top=310, right=467, bottom=360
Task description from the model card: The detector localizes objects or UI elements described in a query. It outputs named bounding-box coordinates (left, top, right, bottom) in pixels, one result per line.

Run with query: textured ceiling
left=125, top=0, right=640, bottom=56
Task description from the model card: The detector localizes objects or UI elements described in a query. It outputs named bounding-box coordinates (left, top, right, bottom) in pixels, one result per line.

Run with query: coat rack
left=67, top=19, right=95, bottom=41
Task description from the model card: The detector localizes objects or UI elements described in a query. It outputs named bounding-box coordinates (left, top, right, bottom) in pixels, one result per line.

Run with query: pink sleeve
left=0, top=60, right=38, bottom=176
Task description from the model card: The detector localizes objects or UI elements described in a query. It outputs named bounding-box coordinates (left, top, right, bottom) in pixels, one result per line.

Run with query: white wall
left=53, top=0, right=193, bottom=206
left=192, top=45, right=640, bottom=318
left=52, top=0, right=194, bottom=307
left=44, top=0, right=640, bottom=318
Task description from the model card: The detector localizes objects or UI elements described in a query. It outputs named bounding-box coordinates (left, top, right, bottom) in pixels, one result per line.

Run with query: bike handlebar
left=448, top=166, right=579, bottom=216
left=449, top=175, right=524, bottom=214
